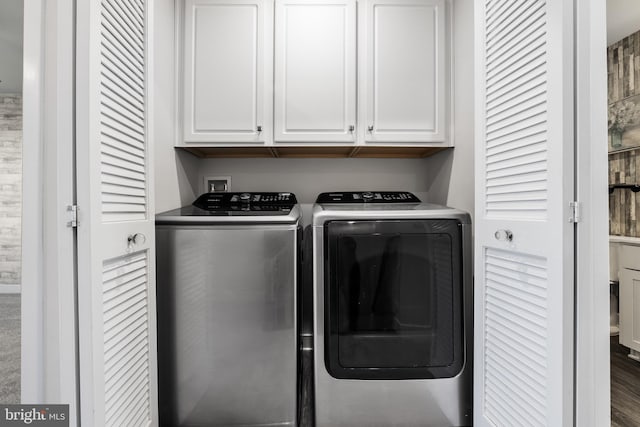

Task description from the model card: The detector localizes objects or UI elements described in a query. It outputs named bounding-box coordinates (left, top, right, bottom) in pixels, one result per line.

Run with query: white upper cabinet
left=274, top=0, right=357, bottom=143
left=360, top=0, right=448, bottom=143
left=180, top=0, right=451, bottom=154
left=182, top=0, right=273, bottom=143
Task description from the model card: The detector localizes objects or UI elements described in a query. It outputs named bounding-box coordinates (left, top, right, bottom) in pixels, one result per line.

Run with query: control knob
left=239, top=193, right=252, bottom=203
left=362, top=192, right=374, bottom=201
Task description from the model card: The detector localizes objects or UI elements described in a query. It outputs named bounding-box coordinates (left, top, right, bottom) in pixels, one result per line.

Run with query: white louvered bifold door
left=76, top=0, right=158, bottom=425
left=474, top=0, right=575, bottom=426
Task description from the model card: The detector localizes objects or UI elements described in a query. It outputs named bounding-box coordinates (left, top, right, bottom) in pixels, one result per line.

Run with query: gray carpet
left=0, top=294, right=20, bottom=403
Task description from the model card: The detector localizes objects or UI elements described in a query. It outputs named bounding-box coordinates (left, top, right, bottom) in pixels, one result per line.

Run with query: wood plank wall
left=0, top=94, right=22, bottom=285
left=610, top=149, right=640, bottom=236
left=609, top=30, right=640, bottom=237
left=608, top=31, right=640, bottom=104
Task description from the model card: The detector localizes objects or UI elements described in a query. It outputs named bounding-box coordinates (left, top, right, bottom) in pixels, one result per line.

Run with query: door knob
left=494, top=229, right=513, bottom=242
left=127, top=233, right=147, bottom=252
left=349, top=125, right=355, bottom=132
left=368, top=125, right=374, bottom=132
left=257, top=125, right=262, bottom=132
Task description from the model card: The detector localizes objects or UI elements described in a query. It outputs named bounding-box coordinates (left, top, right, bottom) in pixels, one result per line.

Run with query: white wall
left=425, top=0, right=474, bottom=218
left=198, top=158, right=430, bottom=202
left=198, top=157, right=431, bottom=223
left=607, top=0, right=640, bottom=45
left=154, top=0, right=199, bottom=213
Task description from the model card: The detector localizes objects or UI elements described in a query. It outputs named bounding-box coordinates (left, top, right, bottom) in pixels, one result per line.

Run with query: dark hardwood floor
left=299, top=348, right=315, bottom=427
left=611, top=336, right=640, bottom=427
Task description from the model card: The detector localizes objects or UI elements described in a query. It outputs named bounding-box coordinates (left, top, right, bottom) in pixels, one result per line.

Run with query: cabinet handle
left=368, top=125, right=374, bottom=132
left=349, top=125, right=355, bottom=132
left=256, top=125, right=263, bottom=132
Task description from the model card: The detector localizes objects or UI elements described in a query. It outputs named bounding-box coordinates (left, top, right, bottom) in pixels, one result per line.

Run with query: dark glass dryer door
left=325, top=219, right=464, bottom=379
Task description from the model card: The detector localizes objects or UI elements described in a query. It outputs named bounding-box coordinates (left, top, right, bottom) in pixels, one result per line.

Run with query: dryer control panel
left=315, top=191, right=421, bottom=203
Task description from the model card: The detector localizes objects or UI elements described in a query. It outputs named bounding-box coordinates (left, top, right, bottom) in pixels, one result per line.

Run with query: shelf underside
left=178, top=146, right=450, bottom=159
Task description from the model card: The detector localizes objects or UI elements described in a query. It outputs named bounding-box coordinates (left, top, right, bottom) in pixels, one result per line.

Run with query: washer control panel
left=231, top=193, right=295, bottom=203
left=193, top=192, right=297, bottom=212
left=316, top=191, right=421, bottom=203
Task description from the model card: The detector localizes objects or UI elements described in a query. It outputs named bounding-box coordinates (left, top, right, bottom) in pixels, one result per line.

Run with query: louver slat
left=101, top=44, right=144, bottom=91
left=101, top=67, right=144, bottom=110
left=101, top=78, right=144, bottom=117
left=112, top=0, right=145, bottom=33
left=484, top=248, right=548, bottom=427
left=487, top=39, right=544, bottom=89
left=484, top=0, right=548, bottom=220
left=103, top=2, right=144, bottom=50
left=101, top=140, right=145, bottom=165
left=486, top=70, right=545, bottom=111
left=486, top=6, right=544, bottom=59
left=101, top=31, right=144, bottom=77
left=102, top=152, right=145, bottom=175
left=101, top=97, right=144, bottom=133
left=103, top=252, right=151, bottom=427
left=101, top=14, right=143, bottom=64
left=486, top=1, right=543, bottom=51
left=100, top=0, right=147, bottom=223
left=102, top=126, right=145, bottom=153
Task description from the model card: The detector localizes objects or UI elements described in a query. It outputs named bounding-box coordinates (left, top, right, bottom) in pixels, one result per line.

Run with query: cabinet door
left=620, top=268, right=640, bottom=354
left=183, top=0, right=272, bottom=143
left=360, top=0, right=447, bottom=143
left=274, top=0, right=356, bottom=143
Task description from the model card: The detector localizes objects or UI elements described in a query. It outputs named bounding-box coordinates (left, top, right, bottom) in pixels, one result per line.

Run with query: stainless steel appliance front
left=311, top=203, right=473, bottom=427
left=156, top=222, right=298, bottom=426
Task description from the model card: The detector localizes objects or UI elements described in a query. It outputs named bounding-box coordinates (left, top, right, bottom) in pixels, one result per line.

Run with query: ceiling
left=0, top=0, right=23, bottom=94
left=608, top=0, right=640, bottom=45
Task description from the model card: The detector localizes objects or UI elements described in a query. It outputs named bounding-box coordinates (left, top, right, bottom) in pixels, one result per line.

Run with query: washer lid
left=312, top=201, right=471, bottom=225
left=156, top=192, right=301, bottom=225
left=194, top=192, right=298, bottom=211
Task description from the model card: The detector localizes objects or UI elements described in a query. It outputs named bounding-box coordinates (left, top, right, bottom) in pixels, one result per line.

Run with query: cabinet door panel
left=194, top=6, right=256, bottom=131
left=274, top=0, right=356, bottom=142
left=620, top=268, right=640, bottom=353
left=183, top=0, right=272, bottom=143
left=361, top=0, right=447, bottom=143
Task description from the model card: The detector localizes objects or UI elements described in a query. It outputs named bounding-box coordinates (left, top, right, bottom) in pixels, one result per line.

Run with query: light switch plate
left=204, top=176, right=231, bottom=193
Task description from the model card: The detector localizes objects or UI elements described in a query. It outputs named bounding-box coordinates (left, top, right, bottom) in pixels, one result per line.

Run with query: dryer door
left=324, top=219, right=464, bottom=380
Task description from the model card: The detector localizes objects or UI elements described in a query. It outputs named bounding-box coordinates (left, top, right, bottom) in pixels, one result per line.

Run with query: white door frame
left=21, top=0, right=78, bottom=425
left=574, top=0, right=610, bottom=426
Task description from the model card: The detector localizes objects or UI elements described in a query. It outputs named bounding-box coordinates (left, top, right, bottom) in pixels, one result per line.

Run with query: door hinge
left=66, top=205, right=78, bottom=228
left=569, top=201, right=581, bottom=223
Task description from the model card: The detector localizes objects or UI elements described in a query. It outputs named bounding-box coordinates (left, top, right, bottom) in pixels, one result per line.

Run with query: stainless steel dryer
left=156, top=192, right=301, bottom=427
left=311, top=191, right=472, bottom=427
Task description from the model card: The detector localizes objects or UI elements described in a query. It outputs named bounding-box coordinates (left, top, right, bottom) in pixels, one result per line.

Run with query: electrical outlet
left=204, top=176, right=231, bottom=193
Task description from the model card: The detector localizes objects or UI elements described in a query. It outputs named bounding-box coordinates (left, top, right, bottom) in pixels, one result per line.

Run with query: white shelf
left=609, top=235, right=640, bottom=245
